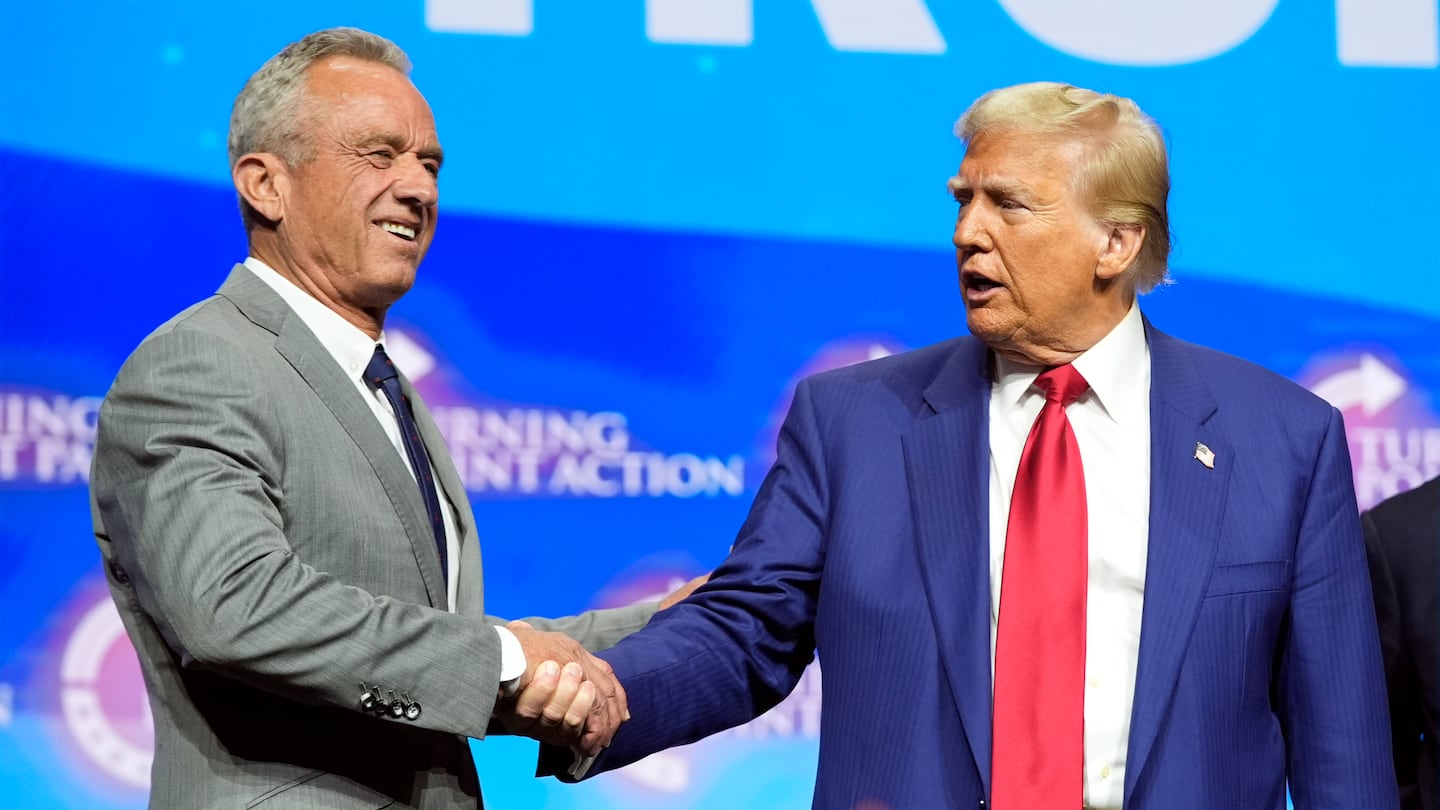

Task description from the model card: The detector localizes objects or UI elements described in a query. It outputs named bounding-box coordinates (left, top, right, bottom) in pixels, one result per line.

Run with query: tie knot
left=1035, top=364, right=1089, bottom=407
left=365, top=345, right=400, bottom=387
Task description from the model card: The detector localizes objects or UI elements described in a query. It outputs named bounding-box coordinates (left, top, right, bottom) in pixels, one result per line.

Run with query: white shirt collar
left=243, top=257, right=384, bottom=378
left=992, top=302, right=1150, bottom=426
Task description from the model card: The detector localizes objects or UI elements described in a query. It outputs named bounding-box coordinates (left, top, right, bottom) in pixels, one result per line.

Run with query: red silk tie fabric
left=992, top=364, right=1090, bottom=809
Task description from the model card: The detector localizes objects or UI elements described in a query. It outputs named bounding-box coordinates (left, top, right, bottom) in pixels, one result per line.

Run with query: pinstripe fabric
left=91, top=265, right=654, bottom=809
left=568, top=317, right=1397, bottom=809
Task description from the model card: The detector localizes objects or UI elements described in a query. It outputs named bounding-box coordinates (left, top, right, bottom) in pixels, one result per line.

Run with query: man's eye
left=367, top=150, right=395, bottom=164
left=1000, top=199, right=1024, bottom=210
left=424, top=162, right=440, bottom=177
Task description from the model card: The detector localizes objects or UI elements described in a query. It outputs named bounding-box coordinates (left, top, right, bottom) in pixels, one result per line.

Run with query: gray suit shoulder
left=135, top=292, right=253, bottom=348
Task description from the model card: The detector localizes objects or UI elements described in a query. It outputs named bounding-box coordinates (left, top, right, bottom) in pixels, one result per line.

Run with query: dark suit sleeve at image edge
left=1362, top=506, right=1424, bottom=807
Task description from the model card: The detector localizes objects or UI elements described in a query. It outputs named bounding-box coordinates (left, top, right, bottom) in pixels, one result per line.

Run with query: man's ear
left=1096, top=224, right=1145, bottom=282
left=233, top=153, right=291, bottom=225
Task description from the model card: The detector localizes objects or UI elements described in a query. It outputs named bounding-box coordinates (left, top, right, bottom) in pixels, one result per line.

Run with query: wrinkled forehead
left=952, top=129, right=1088, bottom=191
left=298, top=56, right=440, bottom=147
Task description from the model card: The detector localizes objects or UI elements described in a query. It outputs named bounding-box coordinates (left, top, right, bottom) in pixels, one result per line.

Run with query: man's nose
left=953, top=207, right=987, bottom=252
left=395, top=157, right=438, bottom=207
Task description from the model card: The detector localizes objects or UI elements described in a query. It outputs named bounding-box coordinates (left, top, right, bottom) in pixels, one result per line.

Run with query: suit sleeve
left=1279, top=408, right=1399, bottom=807
left=489, top=605, right=658, bottom=654
left=1361, top=507, right=1423, bottom=807
left=546, top=377, right=831, bottom=777
left=91, top=327, right=503, bottom=738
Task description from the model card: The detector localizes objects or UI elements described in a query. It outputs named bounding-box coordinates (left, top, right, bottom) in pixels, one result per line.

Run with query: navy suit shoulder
left=1154, top=328, right=1334, bottom=417
left=800, top=336, right=969, bottom=401
left=1146, top=328, right=1345, bottom=486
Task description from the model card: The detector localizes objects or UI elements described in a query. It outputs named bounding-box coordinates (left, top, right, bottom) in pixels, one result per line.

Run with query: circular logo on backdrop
left=52, top=583, right=153, bottom=789
left=1299, top=348, right=1440, bottom=510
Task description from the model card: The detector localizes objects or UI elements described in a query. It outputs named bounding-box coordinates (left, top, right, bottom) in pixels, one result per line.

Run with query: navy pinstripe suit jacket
left=576, top=318, right=1396, bottom=809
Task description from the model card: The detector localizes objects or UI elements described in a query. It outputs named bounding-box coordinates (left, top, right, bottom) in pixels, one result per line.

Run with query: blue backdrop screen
left=2, top=2, right=1437, bottom=806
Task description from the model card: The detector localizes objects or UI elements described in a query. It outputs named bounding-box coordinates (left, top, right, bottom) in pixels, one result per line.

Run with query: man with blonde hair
left=549, top=82, right=1396, bottom=808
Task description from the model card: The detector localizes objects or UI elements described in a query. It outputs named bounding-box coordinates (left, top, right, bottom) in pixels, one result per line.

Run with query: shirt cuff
left=568, top=750, right=598, bottom=780
left=494, top=624, right=526, bottom=697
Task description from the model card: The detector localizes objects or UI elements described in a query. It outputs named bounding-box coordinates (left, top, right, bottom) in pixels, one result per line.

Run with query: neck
left=248, top=239, right=386, bottom=339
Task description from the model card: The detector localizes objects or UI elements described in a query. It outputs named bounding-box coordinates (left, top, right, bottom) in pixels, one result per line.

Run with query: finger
left=508, top=619, right=534, bottom=632
left=588, top=655, right=615, bottom=678
left=588, top=671, right=624, bottom=745
left=579, top=705, right=613, bottom=756
left=564, top=679, right=597, bottom=744
left=607, top=668, right=629, bottom=722
left=579, top=651, right=625, bottom=720
left=512, top=660, right=559, bottom=722
left=586, top=659, right=628, bottom=724
left=540, top=663, right=585, bottom=730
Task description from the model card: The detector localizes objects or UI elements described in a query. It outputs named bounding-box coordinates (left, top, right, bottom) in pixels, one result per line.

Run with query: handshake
left=494, top=574, right=707, bottom=755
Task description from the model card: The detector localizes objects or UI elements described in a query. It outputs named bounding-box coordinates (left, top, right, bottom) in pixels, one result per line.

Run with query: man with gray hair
left=549, top=82, right=1397, bottom=808
left=90, top=27, right=680, bottom=808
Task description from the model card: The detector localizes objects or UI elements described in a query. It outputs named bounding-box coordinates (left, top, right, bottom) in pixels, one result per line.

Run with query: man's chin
left=357, top=272, right=417, bottom=311
left=964, top=311, right=1016, bottom=345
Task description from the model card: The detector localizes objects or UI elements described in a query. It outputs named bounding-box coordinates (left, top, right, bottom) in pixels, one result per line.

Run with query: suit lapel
left=216, top=265, right=450, bottom=609
left=903, top=338, right=994, bottom=795
left=405, top=377, right=487, bottom=617
left=1124, top=322, right=1233, bottom=799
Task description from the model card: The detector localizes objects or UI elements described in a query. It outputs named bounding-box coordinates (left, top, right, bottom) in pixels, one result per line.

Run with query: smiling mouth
left=380, top=221, right=417, bottom=241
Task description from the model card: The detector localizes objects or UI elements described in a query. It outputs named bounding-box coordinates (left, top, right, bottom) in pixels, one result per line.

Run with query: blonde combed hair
left=956, top=82, right=1172, bottom=291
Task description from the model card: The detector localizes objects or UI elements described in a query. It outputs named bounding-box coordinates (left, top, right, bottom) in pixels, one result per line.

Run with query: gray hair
left=956, top=82, right=1172, bottom=292
left=228, top=27, right=412, bottom=230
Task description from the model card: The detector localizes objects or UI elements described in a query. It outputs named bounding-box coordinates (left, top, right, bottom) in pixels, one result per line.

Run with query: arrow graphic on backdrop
left=1309, top=353, right=1406, bottom=415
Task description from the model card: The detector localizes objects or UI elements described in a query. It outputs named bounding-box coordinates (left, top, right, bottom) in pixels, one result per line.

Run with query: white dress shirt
left=988, top=303, right=1151, bottom=810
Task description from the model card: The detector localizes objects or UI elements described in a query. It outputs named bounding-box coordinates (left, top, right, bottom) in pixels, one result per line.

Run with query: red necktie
left=992, top=364, right=1090, bottom=809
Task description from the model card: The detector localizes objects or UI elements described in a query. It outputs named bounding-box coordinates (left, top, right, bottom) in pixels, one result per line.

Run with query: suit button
left=405, top=701, right=422, bottom=721
left=109, top=561, right=130, bottom=585
left=359, top=683, right=378, bottom=712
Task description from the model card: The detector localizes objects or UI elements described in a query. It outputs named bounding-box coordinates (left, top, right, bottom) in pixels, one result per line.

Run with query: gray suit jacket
left=90, top=265, right=654, bottom=809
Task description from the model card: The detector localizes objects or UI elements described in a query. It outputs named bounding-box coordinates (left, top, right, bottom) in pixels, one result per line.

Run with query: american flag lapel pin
left=1194, top=442, right=1216, bottom=469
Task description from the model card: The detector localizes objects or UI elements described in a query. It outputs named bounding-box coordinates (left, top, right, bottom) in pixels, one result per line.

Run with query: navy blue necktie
left=365, top=345, right=448, bottom=582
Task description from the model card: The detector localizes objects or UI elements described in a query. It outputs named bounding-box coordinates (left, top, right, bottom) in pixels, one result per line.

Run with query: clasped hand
left=495, top=620, right=627, bottom=756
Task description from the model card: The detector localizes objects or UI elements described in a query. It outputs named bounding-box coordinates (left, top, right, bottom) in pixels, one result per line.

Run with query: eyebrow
left=947, top=175, right=1029, bottom=201
left=358, top=132, right=445, bottom=167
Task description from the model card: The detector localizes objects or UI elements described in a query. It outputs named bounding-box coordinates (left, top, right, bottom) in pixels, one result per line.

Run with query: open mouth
left=379, top=221, right=417, bottom=241
left=963, top=272, right=1004, bottom=294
